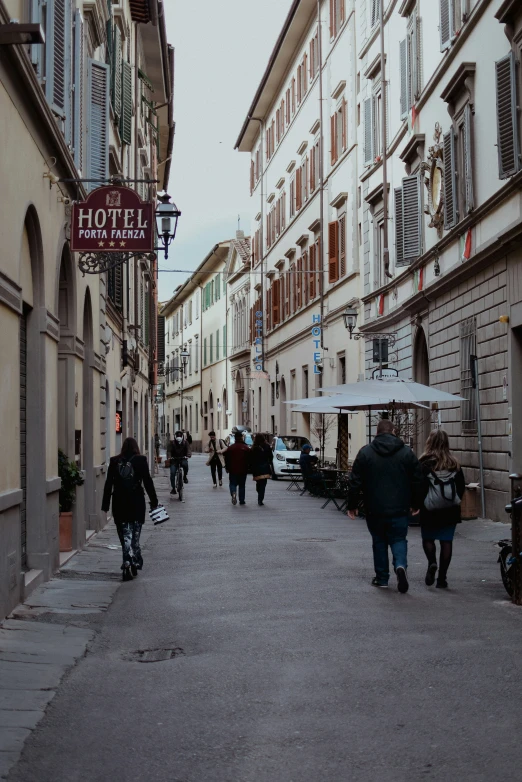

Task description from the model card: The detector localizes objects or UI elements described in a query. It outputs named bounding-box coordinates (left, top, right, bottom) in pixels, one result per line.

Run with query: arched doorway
left=279, top=377, right=287, bottom=433
left=413, top=326, right=431, bottom=454
left=82, top=289, right=95, bottom=534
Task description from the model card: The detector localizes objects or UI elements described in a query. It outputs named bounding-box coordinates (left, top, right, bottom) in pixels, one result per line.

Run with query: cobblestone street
left=1, top=455, right=521, bottom=781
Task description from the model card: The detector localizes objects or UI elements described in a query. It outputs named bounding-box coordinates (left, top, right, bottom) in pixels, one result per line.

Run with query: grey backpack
left=424, top=469, right=461, bottom=512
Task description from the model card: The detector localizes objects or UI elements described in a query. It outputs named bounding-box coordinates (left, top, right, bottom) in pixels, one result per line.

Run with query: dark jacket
left=347, top=433, right=423, bottom=517
left=167, top=439, right=189, bottom=459
left=224, top=442, right=251, bottom=475
left=250, top=442, right=273, bottom=478
left=101, top=454, right=158, bottom=524
left=299, top=452, right=318, bottom=477
left=419, top=457, right=465, bottom=527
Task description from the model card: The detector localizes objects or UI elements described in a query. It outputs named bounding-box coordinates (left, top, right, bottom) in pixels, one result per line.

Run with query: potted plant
left=58, top=449, right=84, bottom=552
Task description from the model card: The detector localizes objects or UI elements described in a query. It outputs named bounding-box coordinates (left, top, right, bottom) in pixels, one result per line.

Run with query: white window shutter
left=463, top=104, right=474, bottom=215
left=363, top=97, right=373, bottom=165
left=402, top=175, right=422, bottom=263
left=45, top=0, right=68, bottom=118
left=394, top=187, right=405, bottom=267
left=495, top=52, right=520, bottom=179
left=86, top=60, right=110, bottom=188
left=440, top=0, right=454, bottom=52
left=400, top=38, right=408, bottom=119
left=443, top=130, right=457, bottom=228
left=73, top=10, right=84, bottom=173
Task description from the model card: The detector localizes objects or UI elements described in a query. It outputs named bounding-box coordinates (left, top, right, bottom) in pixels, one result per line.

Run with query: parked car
left=270, top=435, right=316, bottom=479
left=225, top=426, right=253, bottom=447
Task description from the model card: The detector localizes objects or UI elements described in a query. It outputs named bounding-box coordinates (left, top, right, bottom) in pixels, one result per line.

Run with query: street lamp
left=155, top=192, right=181, bottom=259
left=180, top=348, right=190, bottom=367
left=342, top=306, right=358, bottom=338
left=342, top=306, right=397, bottom=378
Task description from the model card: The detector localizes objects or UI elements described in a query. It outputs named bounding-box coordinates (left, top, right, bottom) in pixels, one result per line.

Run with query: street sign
left=71, top=186, right=154, bottom=253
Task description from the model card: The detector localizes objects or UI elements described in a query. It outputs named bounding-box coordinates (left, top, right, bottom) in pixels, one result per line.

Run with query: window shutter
left=342, top=98, right=347, bottom=151
left=296, top=168, right=302, bottom=211
left=280, top=275, right=285, bottom=320
left=46, top=0, right=68, bottom=118
left=121, top=60, right=133, bottom=144
left=394, top=187, right=405, bottom=267
left=303, top=251, right=309, bottom=304
left=297, top=65, right=302, bottom=104
left=339, top=215, right=346, bottom=276
left=340, top=0, right=346, bottom=25
left=157, top=316, right=165, bottom=362
left=144, top=283, right=150, bottom=346
left=112, top=25, right=123, bottom=119
left=273, top=279, right=280, bottom=325
left=309, top=39, right=314, bottom=79
left=496, top=52, right=520, bottom=180
left=86, top=60, right=109, bottom=187
left=297, top=258, right=302, bottom=308
left=73, top=10, right=84, bottom=172
left=223, top=325, right=227, bottom=357
left=115, top=261, right=123, bottom=309
left=463, top=103, right=474, bottom=214
left=400, top=38, right=408, bottom=119
left=443, top=130, right=457, bottom=229
left=31, top=0, right=44, bottom=76
left=402, top=175, right=422, bottom=263
left=363, top=97, right=373, bottom=165
left=329, top=0, right=335, bottom=38
left=291, top=264, right=297, bottom=313
left=440, top=0, right=454, bottom=52
left=216, top=329, right=219, bottom=360
left=371, top=0, right=380, bottom=27
left=267, top=288, right=272, bottom=331
left=309, top=244, right=316, bottom=299
left=331, top=114, right=337, bottom=165
left=328, top=220, right=339, bottom=283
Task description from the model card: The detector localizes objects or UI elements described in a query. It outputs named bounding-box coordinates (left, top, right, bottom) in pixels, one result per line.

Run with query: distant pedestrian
left=299, top=443, right=320, bottom=493
left=102, top=437, right=158, bottom=581
left=419, top=429, right=465, bottom=589
left=183, top=429, right=193, bottom=446
left=167, top=431, right=190, bottom=496
left=205, top=430, right=227, bottom=488
left=154, top=432, right=160, bottom=460
left=346, top=419, right=423, bottom=593
left=224, top=431, right=251, bottom=506
left=250, top=433, right=273, bottom=506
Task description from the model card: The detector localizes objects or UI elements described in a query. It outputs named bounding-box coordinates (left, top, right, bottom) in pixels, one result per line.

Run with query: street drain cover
left=125, top=647, right=185, bottom=663
left=295, top=537, right=336, bottom=543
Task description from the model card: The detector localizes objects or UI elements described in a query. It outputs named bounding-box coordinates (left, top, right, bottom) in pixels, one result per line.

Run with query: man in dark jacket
left=224, top=431, right=251, bottom=506
left=346, top=419, right=423, bottom=593
left=299, top=444, right=320, bottom=492
left=167, top=431, right=190, bottom=495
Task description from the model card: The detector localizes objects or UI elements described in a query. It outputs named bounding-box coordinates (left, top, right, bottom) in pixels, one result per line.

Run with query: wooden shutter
left=292, top=77, right=296, bottom=114
left=463, top=103, right=474, bottom=214
left=250, top=160, right=255, bottom=195
left=342, top=98, right=347, bottom=151
left=309, top=244, right=316, bottom=299
left=310, top=145, right=316, bottom=192
left=296, top=168, right=302, bottom=211
left=309, top=38, right=314, bottom=79
left=121, top=60, right=133, bottom=144
left=363, top=98, right=373, bottom=165
left=280, top=275, right=285, bottom=321
left=267, top=288, right=272, bottom=331
left=402, top=175, right=422, bottom=263
left=443, top=130, right=457, bottom=229
left=291, top=264, right=297, bottom=313
left=330, top=0, right=335, bottom=38
left=303, top=54, right=308, bottom=93
left=286, top=88, right=291, bottom=123
left=73, top=10, right=84, bottom=172
left=315, top=239, right=321, bottom=297
left=31, top=0, right=44, bottom=77
left=273, top=279, right=280, bottom=325
left=297, top=65, right=302, bottom=104
left=394, top=187, right=405, bottom=266
left=303, top=250, right=309, bottom=305
left=339, top=215, right=346, bottom=276
left=297, top=257, right=302, bottom=308
left=282, top=191, right=286, bottom=230
left=371, top=0, right=380, bottom=27
left=328, top=221, right=339, bottom=283
left=112, top=24, right=123, bottom=119
left=496, top=52, right=520, bottom=179
left=87, top=60, right=109, bottom=187
left=157, top=316, right=165, bottom=362
left=400, top=38, right=408, bottom=119
left=46, top=0, right=68, bottom=116
left=340, top=0, right=346, bottom=24
left=331, top=114, right=337, bottom=165
left=440, top=0, right=454, bottom=51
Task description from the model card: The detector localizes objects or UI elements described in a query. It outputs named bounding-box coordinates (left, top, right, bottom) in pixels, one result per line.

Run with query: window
left=363, top=81, right=388, bottom=165
left=309, top=29, right=319, bottom=79
left=195, top=403, right=199, bottom=433
left=195, top=336, right=199, bottom=372
left=87, top=59, right=110, bottom=185
left=331, top=99, right=347, bottom=166
left=216, top=329, right=219, bottom=361
left=309, top=243, right=316, bottom=299
left=496, top=52, right=521, bottom=179
left=394, top=175, right=422, bottom=266
left=310, top=139, right=319, bottom=192
left=339, top=214, right=347, bottom=277
left=328, top=221, right=339, bottom=283
left=188, top=342, right=192, bottom=375
left=291, top=77, right=296, bottom=115
left=290, top=174, right=296, bottom=218
left=400, top=9, right=422, bottom=120
left=271, top=382, right=275, bottom=406
left=330, top=0, right=346, bottom=39
left=440, top=0, right=468, bottom=51
left=204, top=337, right=207, bottom=366
left=303, top=367, right=309, bottom=398
left=338, top=354, right=346, bottom=384
left=444, top=104, right=474, bottom=229
left=210, top=333, right=213, bottom=363
left=460, top=317, right=477, bottom=432
left=370, top=0, right=381, bottom=29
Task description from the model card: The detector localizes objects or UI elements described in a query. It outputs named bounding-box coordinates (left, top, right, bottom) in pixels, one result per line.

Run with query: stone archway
left=279, top=377, right=287, bottom=433
left=413, top=326, right=431, bottom=455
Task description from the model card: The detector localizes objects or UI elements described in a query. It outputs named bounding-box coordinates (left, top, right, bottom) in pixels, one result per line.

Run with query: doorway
left=279, top=377, right=287, bottom=433
left=413, top=326, right=431, bottom=455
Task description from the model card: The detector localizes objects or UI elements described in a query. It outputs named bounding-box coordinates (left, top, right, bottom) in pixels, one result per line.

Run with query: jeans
left=170, top=458, right=188, bottom=489
left=117, top=521, right=143, bottom=567
left=366, top=515, right=409, bottom=583
left=256, top=478, right=267, bottom=503
left=210, top=459, right=223, bottom=484
left=229, top=473, right=247, bottom=503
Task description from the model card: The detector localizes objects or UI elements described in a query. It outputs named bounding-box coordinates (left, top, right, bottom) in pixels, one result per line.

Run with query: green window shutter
left=120, top=60, right=133, bottom=144
left=210, top=334, right=213, bottom=363
left=206, top=284, right=210, bottom=309
left=216, top=329, right=219, bottom=361
left=216, top=273, right=221, bottom=299
left=204, top=338, right=207, bottom=366
left=112, top=25, right=123, bottom=119
left=223, top=325, right=227, bottom=357
left=86, top=59, right=110, bottom=188
left=73, top=10, right=84, bottom=172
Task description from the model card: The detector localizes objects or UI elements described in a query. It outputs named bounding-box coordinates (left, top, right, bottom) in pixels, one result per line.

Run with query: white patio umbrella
left=320, top=377, right=465, bottom=406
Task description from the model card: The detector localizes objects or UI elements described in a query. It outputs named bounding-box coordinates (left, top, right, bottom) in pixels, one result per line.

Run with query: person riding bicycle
left=167, top=431, right=190, bottom=495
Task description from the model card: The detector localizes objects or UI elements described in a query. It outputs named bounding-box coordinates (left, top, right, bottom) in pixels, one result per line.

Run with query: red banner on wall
left=71, top=186, right=154, bottom=253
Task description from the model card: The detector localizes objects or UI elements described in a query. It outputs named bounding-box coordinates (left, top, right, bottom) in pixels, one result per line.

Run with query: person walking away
left=167, top=431, right=190, bottom=496
left=251, top=433, right=273, bottom=506
left=224, top=431, right=251, bottom=506
left=154, top=432, right=160, bottom=461
left=205, top=430, right=227, bottom=487
left=419, top=429, right=465, bottom=589
left=346, top=419, right=423, bottom=593
left=102, top=437, right=158, bottom=581
left=299, top=444, right=320, bottom=493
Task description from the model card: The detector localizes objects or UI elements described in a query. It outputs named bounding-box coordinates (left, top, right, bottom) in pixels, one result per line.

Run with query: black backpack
left=117, top=456, right=139, bottom=493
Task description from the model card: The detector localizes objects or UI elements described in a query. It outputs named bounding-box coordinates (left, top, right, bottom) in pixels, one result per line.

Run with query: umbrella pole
left=368, top=408, right=371, bottom=444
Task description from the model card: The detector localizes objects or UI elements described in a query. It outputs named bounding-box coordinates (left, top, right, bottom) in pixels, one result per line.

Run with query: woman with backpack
left=102, top=437, right=158, bottom=581
left=250, top=433, right=274, bottom=506
left=419, top=429, right=465, bottom=589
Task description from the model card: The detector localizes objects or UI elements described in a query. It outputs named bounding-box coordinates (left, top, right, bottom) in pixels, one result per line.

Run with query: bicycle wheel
left=499, top=545, right=514, bottom=597
left=177, top=467, right=184, bottom=501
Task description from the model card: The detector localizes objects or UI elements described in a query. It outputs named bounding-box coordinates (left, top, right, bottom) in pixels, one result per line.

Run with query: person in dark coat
left=250, top=433, right=274, bottom=506
left=299, top=444, right=320, bottom=492
left=224, top=431, right=251, bottom=506
left=102, top=438, right=158, bottom=580
left=419, top=429, right=465, bottom=589
left=346, top=419, right=423, bottom=593
left=167, top=431, right=190, bottom=494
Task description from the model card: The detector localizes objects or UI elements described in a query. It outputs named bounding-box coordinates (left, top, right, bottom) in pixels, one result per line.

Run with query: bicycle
left=499, top=496, right=522, bottom=598
left=170, top=459, right=185, bottom=502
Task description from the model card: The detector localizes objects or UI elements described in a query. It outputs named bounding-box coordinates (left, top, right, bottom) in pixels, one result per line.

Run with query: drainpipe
left=248, top=116, right=265, bottom=423
left=317, top=0, right=325, bottom=390
left=381, top=3, right=392, bottom=279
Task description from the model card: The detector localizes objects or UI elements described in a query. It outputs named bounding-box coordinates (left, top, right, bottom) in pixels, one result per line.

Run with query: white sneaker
left=231, top=492, right=237, bottom=505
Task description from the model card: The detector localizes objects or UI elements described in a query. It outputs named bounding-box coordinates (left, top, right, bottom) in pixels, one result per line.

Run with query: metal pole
left=380, top=1, right=392, bottom=279
left=471, top=355, right=486, bottom=518
left=317, top=0, right=325, bottom=361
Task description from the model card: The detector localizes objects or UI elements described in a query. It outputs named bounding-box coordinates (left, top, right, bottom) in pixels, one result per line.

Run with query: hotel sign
left=71, top=186, right=154, bottom=253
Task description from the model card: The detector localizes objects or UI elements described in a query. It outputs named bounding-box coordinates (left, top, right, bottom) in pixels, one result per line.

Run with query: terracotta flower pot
left=59, top=511, right=73, bottom=552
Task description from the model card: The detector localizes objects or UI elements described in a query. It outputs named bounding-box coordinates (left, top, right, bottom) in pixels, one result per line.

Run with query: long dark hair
left=120, top=437, right=140, bottom=459
left=253, top=433, right=265, bottom=449
left=420, top=429, right=459, bottom=471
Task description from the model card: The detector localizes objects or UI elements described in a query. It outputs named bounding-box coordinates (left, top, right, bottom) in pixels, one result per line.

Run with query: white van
left=270, top=436, right=316, bottom=479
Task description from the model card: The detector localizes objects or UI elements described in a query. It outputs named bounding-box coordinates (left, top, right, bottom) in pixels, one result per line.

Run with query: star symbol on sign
left=109, top=241, right=115, bottom=248
left=98, top=241, right=105, bottom=247
left=120, top=241, right=126, bottom=247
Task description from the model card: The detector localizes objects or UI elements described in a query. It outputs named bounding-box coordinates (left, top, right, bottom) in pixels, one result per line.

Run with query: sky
left=159, top=0, right=291, bottom=303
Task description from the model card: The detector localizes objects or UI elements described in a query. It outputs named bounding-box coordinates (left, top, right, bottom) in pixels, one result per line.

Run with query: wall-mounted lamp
left=499, top=315, right=510, bottom=324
